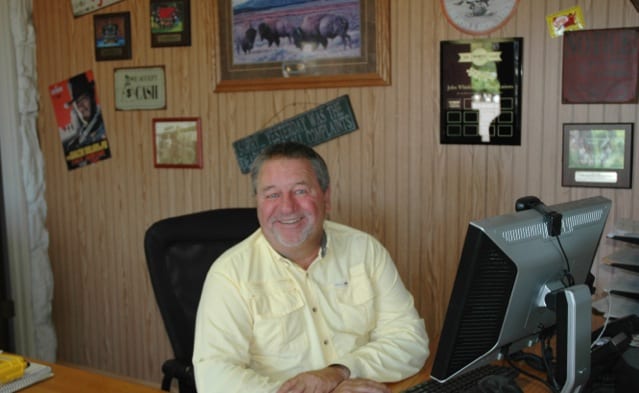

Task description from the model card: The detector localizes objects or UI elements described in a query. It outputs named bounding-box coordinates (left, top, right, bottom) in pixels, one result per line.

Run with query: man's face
left=256, top=157, right=330, bottom=255
left=73, top=94, right=93, bottom=122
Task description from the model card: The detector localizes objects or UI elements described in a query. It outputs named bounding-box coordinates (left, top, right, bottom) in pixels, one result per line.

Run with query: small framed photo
left=562, top=123, right=633, bottom=188
left=151, top=0, right=191, bottom=47
left=94, top=12, right=132, bottom=61
left=153, top=117, right=203, bottom=168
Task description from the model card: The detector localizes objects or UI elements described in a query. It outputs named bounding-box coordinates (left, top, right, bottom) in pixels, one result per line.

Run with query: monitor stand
left=546, top=284, right=591, bottom=393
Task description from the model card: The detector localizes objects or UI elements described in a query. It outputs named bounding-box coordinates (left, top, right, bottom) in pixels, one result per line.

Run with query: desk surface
left=388, top=357, right=551, bottom=393
left=23, top=362, right=163, bottom=393
left=387, top=342, right=553, bottom=393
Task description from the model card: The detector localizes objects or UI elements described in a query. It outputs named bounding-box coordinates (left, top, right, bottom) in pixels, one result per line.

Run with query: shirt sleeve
left=192, top=267, right=282, bottom=393
left=336, top=242, right=430, bottom=382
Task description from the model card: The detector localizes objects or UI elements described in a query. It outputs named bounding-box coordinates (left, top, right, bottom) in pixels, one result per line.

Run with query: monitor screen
left=430, top=196, right=611, bottom=386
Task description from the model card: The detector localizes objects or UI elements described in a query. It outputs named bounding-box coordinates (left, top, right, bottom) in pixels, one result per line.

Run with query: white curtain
left=0, top=0, right=56, bottom=361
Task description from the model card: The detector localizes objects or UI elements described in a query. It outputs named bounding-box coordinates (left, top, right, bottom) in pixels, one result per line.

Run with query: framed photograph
left=562, top=123, right=633, bottom=188
left=152, top=117, right=203, bottom=168
left=215, top=0, right=390, bottom=92
left=94, top=12, right=132, bottom=61
left=151, top=0, right=191, bottom=47
left=114, top=66, right=166, bottom=110
left=440, top=37, right=523, bottom=145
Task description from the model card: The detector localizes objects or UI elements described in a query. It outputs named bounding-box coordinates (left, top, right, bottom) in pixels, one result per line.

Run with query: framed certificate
left=562, top=123, right=633, bottom=188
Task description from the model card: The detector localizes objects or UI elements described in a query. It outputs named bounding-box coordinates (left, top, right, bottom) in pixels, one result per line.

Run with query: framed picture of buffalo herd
left=215, top=0, right=390, bottom=92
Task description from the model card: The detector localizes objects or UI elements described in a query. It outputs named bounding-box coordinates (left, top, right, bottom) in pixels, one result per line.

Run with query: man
left=63, top=72, right=106, bottom=152
left=193, top=142, right=429, bottom=392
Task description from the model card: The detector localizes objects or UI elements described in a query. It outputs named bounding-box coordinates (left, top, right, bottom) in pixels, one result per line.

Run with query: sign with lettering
left=114, top=66, right=166, bottom=110
left=72, top=0, right=124, bottom=17
left=233, top=95, right=359, bottom=174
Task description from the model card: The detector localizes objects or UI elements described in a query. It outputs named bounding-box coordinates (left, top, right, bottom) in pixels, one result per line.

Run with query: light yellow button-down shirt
left=193, top=220, right=429, bottom=393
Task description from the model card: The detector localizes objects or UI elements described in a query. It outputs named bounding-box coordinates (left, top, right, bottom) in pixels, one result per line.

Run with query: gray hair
left=250, top=142, right=330, bottom=195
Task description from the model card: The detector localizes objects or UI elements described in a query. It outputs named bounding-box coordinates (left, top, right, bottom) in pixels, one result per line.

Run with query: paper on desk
left=603, top=247, right=639, bottom=266
left=607, top=218, right=639, bottom=243
left=592, top=293, right=639, bottom=319
left=595, top=263, right=639, bottom=294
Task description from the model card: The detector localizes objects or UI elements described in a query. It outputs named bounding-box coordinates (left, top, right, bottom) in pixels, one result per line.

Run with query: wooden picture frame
left=562, top=123, right=633, bottom=189
left=151, top=0, right=191, bottom=47
left=215, top=0, right=390, bottom=92
left=152, top=117, right=203, bottom=168
left=94, top=12, right=132, bottom=61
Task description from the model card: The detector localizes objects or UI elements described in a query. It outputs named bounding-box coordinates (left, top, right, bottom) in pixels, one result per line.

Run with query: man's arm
left=193, top=269, right=281, bottom=393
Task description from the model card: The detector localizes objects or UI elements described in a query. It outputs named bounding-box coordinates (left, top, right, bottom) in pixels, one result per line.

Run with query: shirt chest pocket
left=249, top=281, right=308, bottom=355
left=335, top=264, right=375, bottom=335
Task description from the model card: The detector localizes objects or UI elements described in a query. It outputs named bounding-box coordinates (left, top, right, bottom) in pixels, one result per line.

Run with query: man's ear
left=324, top=187, right=331, bottom=212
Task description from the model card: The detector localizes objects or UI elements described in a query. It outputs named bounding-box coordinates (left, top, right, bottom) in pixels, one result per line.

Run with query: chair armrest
left=161, top=358, right=195, bottom=392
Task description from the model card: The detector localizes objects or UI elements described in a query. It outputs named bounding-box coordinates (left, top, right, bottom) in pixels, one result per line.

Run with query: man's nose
left=279, top=193, right=295, bottom=211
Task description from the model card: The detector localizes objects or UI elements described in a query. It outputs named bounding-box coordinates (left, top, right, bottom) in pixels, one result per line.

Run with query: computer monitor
left=430, top=196, right=611, bottom=392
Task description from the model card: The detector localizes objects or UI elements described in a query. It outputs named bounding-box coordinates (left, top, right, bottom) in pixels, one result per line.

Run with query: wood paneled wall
left=31, top=0, right=639, bottom=386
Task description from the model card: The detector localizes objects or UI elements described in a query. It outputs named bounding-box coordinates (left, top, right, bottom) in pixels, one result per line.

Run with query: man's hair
left=250, top=142, right=330, bottom=195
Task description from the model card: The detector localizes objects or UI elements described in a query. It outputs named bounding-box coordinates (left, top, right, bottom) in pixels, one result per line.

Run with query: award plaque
left=440, top=37, right=523, bottom=145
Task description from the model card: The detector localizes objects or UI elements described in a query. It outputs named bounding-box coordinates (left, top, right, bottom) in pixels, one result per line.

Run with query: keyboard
left=401, top=364, right=519, bottom=393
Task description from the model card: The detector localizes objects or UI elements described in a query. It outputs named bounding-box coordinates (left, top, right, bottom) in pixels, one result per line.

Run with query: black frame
left=94, top=12, right=132, bottom=61
left=440, top=37, right=523, bottom=145
left=562, top=123, right=634, bottom=189
left=151, top=0, right=192, bottom=47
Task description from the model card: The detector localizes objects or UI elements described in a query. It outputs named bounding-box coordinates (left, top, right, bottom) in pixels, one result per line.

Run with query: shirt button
left=312, top=307, right=317, bottom=313
left=323, top=340, right=329, bottom=345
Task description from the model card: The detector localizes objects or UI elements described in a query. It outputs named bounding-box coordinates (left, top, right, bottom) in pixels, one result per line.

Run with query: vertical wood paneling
left=29, top=0, right=639, bottom=386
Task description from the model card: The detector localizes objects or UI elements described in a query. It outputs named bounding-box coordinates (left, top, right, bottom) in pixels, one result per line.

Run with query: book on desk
left=0, top=360, right=53, bottom=392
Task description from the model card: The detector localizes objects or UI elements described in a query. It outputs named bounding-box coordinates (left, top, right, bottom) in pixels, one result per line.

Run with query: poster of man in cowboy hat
left=49, top=70, right=111, bottom=170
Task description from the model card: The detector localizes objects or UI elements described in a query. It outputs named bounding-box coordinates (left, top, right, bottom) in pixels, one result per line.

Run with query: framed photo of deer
left=215, top=0, right=389, bottom=92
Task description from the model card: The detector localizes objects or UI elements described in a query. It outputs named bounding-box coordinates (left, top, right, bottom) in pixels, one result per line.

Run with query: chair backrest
left=144, top=208, right=259, bottom=387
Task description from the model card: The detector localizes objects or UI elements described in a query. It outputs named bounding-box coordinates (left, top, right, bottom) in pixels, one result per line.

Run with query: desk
left=388, top=354, right=550, bottom=393
left=389, top=315, right=606, bottom=393
left=23, top=362, right=163, bottom=393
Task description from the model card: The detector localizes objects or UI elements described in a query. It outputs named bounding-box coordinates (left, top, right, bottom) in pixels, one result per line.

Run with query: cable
left=506, top=349, right=558, bottom=393
left=591, top=290, right=613, bottom=349
left=555, top=236, right=575, bottom=287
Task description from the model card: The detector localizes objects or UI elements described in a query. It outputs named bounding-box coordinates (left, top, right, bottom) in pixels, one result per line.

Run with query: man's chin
left=273, top=235, right=305, bottom=249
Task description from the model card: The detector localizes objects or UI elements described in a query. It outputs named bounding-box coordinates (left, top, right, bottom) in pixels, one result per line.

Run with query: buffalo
left=258, top=18, right=294, bottom=47
left=292, top=14, right=351, bottom=50
left=234, top=24, right=257, bottom=54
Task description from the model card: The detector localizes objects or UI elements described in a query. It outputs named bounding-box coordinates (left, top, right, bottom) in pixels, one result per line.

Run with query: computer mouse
left=477, top=374, right=523, bottom=393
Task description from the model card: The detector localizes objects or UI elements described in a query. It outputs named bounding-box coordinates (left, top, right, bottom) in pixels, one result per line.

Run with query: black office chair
left=144, top=208, right=260, bottom=393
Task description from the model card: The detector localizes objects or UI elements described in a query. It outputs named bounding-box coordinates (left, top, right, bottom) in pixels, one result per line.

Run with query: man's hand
left=332, top=378, right=391, bottom=393
left=276, top=366, right=349, bottom=393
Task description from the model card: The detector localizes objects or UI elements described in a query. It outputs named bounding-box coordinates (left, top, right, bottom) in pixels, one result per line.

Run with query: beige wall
left=32, top=0, right=639, bottom=386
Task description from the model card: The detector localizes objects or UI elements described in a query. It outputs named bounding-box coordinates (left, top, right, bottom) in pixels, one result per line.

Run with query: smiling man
left=193, top=142, right=429, bottom=393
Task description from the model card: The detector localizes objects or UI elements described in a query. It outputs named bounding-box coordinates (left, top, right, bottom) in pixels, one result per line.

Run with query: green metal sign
left=233, top=95, right=358, bottom=174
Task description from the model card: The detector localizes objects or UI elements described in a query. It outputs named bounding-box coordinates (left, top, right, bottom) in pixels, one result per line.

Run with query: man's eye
left=265, top=193, right=279, bottom=199
left=294, top=189, right=308, bottom=195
